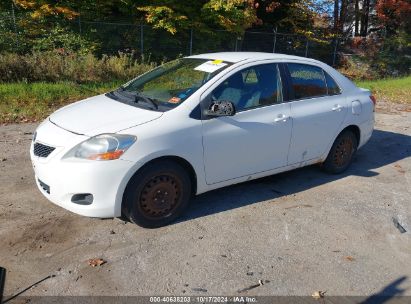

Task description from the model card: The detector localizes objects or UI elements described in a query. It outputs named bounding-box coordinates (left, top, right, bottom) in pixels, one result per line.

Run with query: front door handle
left=332, top=104, right=343, bottom=112
left=274, top=114, right=289, bottom=123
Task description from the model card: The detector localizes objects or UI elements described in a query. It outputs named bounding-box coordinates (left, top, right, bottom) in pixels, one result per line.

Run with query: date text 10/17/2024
left=149, top=296, right=258, bottom=303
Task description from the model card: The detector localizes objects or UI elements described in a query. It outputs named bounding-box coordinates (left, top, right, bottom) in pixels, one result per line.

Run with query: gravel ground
left=0, top=106, right=410, bottom=299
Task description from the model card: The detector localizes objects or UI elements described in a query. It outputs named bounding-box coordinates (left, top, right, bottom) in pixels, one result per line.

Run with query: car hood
left=49, top=94, right=163, bottom=136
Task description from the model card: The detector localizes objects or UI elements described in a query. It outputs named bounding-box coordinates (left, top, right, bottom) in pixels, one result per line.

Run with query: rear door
left=285, top=63, right=347, bottom=165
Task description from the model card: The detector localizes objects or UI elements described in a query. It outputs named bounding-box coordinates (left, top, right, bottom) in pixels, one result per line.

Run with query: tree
left=330, top=0, right=375, bottom=37
left=354, top=0, right=359, bottom=36
left=334, top=0, right=339, bottom=32
left=137, top=0, right=258, bottom=34
left=376, top=0, right=411, bottom=34
left=13, top=0, right=79, bottom=20
left=256, top=0, right=318, bottom=34
left=360, top=0, right=370, bottom=36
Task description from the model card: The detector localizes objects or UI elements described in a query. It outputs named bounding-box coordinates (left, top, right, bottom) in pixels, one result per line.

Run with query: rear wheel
left=322, top=130, right=358, bottom=174
left=122, top=160, right=191, bottom=228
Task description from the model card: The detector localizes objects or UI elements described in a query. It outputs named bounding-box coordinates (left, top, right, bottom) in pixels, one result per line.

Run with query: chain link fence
left=1, top=10, right=340, bottom=66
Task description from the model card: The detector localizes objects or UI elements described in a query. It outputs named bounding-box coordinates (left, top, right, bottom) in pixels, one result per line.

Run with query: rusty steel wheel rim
left=138, top=174, right=182, bottom=219
left=333, top=137, right=353, bottom=167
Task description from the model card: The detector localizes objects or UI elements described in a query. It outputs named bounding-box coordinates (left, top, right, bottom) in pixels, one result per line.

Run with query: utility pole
left=140, top=24, right=144, bottom=56
left=11, top=0, right=17, bottom=33
left=189, top=28, right=193, bottom=55
left=272, top=26, right=278, bottom=53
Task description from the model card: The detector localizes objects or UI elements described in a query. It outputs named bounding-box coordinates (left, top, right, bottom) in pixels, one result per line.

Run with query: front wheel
left=122, top=160, right=192, bottom=228
left=322, top=130, right=358, bottom=174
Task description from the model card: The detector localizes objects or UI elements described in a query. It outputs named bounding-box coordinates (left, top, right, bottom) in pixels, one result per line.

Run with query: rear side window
left=324, top=72, right=341, bottom=95
left=287, top=63, right=327, bottom=99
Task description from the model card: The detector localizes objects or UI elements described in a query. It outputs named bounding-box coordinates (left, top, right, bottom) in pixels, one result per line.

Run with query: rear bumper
left=358, top=117, right=374, bottom=149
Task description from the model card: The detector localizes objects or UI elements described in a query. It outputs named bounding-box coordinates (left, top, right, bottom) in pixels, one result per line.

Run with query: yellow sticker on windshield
left=195, top=60, right=227, bottom=73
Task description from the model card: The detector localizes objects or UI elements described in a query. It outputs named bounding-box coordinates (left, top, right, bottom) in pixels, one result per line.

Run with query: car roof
left=186, top=52, right=320, bottom=64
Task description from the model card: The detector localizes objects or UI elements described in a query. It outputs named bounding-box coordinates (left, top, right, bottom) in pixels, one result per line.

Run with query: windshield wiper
left=134, top=93, right=158, bottom=110
left=110, top=88, right=159, bottom=110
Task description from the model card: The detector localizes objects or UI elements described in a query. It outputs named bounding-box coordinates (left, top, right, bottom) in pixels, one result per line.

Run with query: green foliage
left=0, top=81, right=120, bottom=123
left=137, top=0, right=257, bottom=34
left=356, top=76, right=411, bottom=104
left=0, top=51, right=156, bottom=83
left=370, top=32, right=411, bottom=76
left=31, top=25, right=96, bottom=55
left=202, top=0, right=257, bottom=34
left=1, top=0, right=408, bottom=78
left=138, top=5, right=189, bottom=34
left=338, top=55, right=379, bottom=80
left=0, top=10, right=32, bottom=53
left=341, top=31, right=411, bottom=80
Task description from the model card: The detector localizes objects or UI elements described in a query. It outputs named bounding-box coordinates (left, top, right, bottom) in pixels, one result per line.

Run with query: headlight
left=63, top=134, right=136, bottom=161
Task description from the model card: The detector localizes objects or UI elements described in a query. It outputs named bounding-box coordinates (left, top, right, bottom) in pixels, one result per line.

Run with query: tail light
left=370, top=95, right=377, bottom=111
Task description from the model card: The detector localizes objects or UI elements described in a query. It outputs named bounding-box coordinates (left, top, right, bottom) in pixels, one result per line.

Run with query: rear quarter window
left=287, top=63, right=327, bottom=99
left=324, top=71, right=342, bottom=95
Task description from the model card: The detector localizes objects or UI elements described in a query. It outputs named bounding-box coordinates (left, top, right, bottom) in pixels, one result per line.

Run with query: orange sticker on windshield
left=168, top=97, right=181, bottom=104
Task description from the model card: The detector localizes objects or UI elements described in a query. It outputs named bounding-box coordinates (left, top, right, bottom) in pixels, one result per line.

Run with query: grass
left=0, top=81, right=121, bottom=123
left=356, top=76, right=411, bottom=104
left=0, top=76, right=410, bottom=124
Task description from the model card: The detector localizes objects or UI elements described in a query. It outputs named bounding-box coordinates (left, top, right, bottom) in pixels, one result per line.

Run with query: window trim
left=323, top=70, right=342, bottom=96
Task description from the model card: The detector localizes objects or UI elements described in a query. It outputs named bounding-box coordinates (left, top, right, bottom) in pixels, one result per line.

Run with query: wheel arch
left=117, top=155, right=198, bottom=216
left=341, top=125, right=361, bottom=145
left=322, top=124, right=361, bottom=163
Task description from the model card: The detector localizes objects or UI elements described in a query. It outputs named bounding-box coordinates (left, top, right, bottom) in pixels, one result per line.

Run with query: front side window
left=211, top=63, right=283, bottom=112
left=287, top=63, right=327, bottom=100
left=107, top=58, right=231, bottom=111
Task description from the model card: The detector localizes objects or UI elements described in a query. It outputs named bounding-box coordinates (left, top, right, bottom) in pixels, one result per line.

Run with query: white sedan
left=30, top=52, right=375, bottom=228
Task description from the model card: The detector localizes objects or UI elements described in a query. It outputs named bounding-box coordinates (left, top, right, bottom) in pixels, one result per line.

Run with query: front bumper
left=30, top=120, right=136, bottom=218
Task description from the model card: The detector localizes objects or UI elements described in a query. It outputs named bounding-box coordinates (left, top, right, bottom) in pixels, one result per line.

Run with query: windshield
left=106, top=58, right=231, bottom=111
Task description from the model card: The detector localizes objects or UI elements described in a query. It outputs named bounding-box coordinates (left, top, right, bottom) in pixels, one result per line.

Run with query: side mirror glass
left=206, top=101, right=236, bottom=117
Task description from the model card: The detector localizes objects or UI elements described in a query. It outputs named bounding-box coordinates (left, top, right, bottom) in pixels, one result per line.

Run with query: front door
left=201, top=63, right=292, bottom=184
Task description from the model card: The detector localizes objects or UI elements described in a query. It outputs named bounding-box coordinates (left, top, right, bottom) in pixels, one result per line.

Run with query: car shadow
left=180, top=129, right=411, bottom=222
left=360, top=276, right=407, bottom=303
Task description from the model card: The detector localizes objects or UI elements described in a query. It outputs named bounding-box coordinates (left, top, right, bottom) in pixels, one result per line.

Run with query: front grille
left=33, top=142, right=55, bottom=158
left=38, top=179, right=50, bottom=194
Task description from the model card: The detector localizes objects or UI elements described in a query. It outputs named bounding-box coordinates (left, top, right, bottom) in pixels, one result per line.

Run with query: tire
left=122, top=160, right=192, bottom=228
left=322, top=130, right=358, bottom=174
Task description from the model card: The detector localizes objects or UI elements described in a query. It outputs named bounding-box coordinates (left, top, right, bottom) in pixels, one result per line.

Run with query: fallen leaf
left=394, top=164, right=406, bottom=174
left=312, top=291, right=326, bottom=299
left=87, top=258, right=106, bottom=267
left=345, top=256, right=355, bottom=262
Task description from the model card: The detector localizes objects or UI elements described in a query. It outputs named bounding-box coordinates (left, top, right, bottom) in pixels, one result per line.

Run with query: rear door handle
left=332, top=104, right=343, bottom=112
left=274, top=114, right=289, bottom=123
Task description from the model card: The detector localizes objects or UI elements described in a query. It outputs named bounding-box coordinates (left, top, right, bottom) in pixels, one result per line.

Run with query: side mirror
left=206, top=100, right=236, bottom=117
